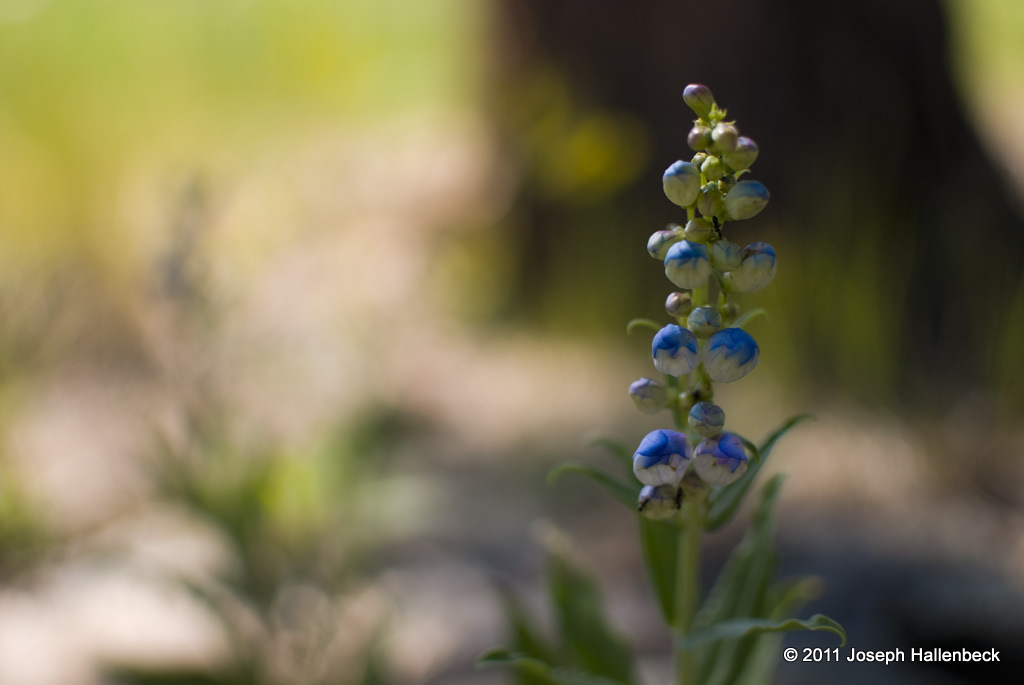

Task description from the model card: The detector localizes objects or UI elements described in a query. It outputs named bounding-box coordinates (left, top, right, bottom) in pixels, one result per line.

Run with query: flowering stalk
left=482, top=84, right=844, bottom=685
left=627, top=84, right=840, bottom=684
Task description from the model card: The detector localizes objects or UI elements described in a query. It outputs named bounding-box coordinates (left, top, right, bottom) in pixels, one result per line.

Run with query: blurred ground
left=0, top=1, right=1023, bottom=684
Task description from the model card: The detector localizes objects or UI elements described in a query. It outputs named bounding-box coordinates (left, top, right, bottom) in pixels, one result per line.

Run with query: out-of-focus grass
left=0, top=0, right=482, bottom=269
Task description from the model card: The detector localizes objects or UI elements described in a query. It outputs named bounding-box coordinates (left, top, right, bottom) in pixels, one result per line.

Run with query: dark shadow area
left=487, top=0, right=1024, bottom=414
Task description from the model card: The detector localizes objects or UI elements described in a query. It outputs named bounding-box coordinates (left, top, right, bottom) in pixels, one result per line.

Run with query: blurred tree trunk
left=486, top=0, right=1024, bottom=413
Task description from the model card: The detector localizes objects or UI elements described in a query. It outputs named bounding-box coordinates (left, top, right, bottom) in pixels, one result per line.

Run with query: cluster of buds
left=631, top=84, right=777, bottom=520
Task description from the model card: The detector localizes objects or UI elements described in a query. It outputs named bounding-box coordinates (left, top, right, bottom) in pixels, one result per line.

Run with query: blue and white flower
left=636, top=484, right=683, bottom=520
left=703, top=327, right=759, bottom=382
left=722, top=136, right=759, bottom=171
left=629, top=377, right=669, bottom=414
left=664, top=240, right=712, bottom=290
left=688, top=401, right=726, bottom=437
left=694, top=432, right=748, bottom=485
left=726, top=242, right=776, bottom=293
left=652, top=324, right=700, bottom=377
left=633, top=429, right=693, bottom=486
left=723, top=179, right=770, bottom=220
left=662, top=161, right=702, bottom=208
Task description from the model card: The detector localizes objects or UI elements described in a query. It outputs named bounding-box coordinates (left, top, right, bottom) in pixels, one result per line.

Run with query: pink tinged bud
left=711, top=123, right=739, bottom=153
left=682, top=84, right=716, bottom=119
left=663, top=161, right=701, bottom=208
left=665, top=291, right=693, bottom=318
left=688, top=125, right=712, bottom=151
left=630, top=377, right=669, bottom=414
left=723, top=180, right=770, bottom=221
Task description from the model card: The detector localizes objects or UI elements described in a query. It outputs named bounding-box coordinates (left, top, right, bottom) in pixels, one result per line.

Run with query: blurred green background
left=1, top=0, right=1023, bottom=683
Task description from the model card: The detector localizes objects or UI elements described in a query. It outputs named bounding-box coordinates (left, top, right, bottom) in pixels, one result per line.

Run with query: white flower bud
left=683, top=218, right=716, bottom=243
left=637, top=484, right=683, bottom=520
left=647, top=227, right=683, bottom=260
left=686, top=306, right=721, bottom=338
left=664, top=240, right=712, bottom=290
left=663, top=161, right=702, bottom=208
left=634, top=429, right=693, bottom=486
left=709, top=240, right=742, bottom=270
left=722, top=136, right=759, bottom=171
left=652, top=324, right=700, bottom=377
left=697, top=185, right=724, bottom=220
left=727, top=242, right=776, bottom=292
left=687, top=402, right=726, bottom=437
left=701, top=155, right=725, bottom=181
left=723, top=180, right=770, bottom=221
left=703, top=328, right=759, bottom=383
left=694, top=433, right=748, bottom=486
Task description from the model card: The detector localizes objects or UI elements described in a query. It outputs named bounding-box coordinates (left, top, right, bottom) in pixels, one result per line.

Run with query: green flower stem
left=665, top=374, right=687, bottom=431
left=675, top=496, right=703, bottom=685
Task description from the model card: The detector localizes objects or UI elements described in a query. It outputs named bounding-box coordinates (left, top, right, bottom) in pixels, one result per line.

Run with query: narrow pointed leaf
left=546, top=540, right=636, bottom=683
left=589, top=436, right=634, bottom=473
left=638, top=517, right=679, bottom=625
left=493, top=581, right=560, bottom=685
left=730, top=576, right=826, bottom=684
left=548, top=463, right=637, bottom=509
left=731, top=308, right=768, bottom=330
left=626, top=318, right=662, bottom=335
left=478, top=650, right=623, bottom=685
left=695, top=476, right=783, bottom=685
left=680, top=614, right=847, bottom=649
left=706, top=415, right=810, bottom=531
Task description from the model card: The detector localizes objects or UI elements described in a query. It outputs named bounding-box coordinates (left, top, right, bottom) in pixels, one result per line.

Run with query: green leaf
left=588, top=436, right=633, bottom=473
left=730, top=577, right=825, bottom=684
left=546, top=538, right=636, bottom=684
left=478, top=650, right=627, bottom=685
left=548, top=463, right=637, bottom=509
left=758, top=414, right=813, bottom=459
left=493, top=581, right=561, bottom=685
left=695, top=476, right=783, bottom=685
left=680, top=614, right=847, bottom=649
left=705, top=415, right=811, bottom=531
left=625, top=318, right=662, bottom=335
left=732, top=308, right=768, bottom=330
left=638, top=517, right=679, bottom=625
